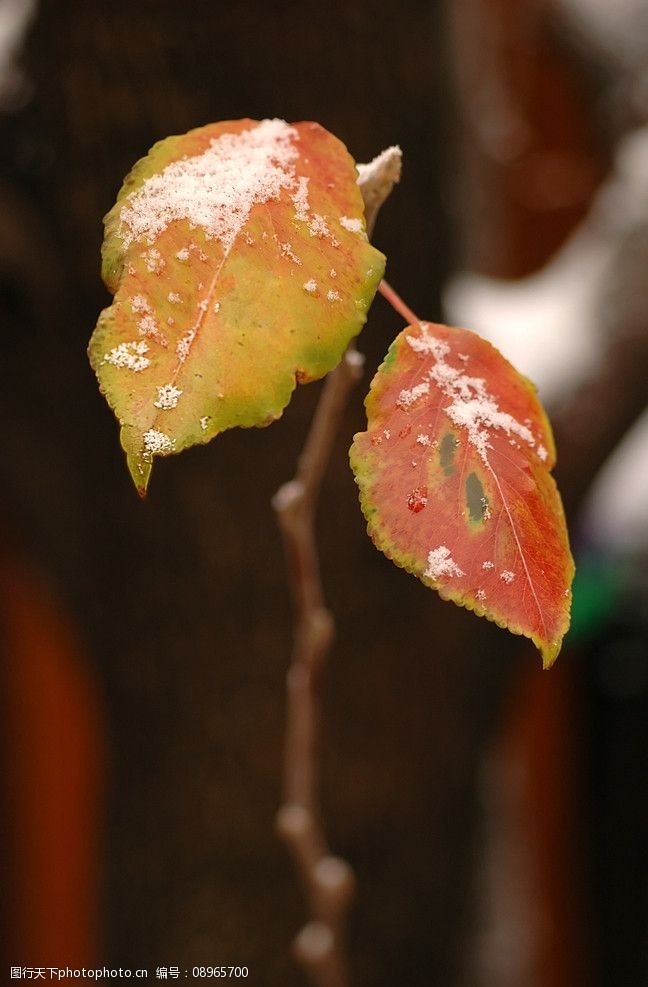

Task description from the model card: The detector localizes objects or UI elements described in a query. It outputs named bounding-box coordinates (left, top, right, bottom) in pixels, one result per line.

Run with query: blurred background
left=0, top=1, right=646, bottom=984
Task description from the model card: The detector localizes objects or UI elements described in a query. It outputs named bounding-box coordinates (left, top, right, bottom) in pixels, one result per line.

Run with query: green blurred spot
left=567, top=556, right=623, bottom=643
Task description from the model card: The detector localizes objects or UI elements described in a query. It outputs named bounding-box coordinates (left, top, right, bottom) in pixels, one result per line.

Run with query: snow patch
left=141, top=248, right=164, bottom=273
left=424, top=545, right=465, bottom=580
left=176, top=328, right=196, bottom=362
left=137, top=313, right=166, bottom=345
left=291, top=175, right=310, bottom=222
left=103, top=340, right=150, bottom=372
left=406, top=324, right=537, bottom=463
left=280, top=241, right=302, bottom=264
left=308, top=213, right=330, bottom=238
left=130, top=294, right=151, bottom=314
left=119, top=119, right=301, bottom=256
left=143, top=429, right=174, bottom=455
left=154, top=384, right=183, bottom=409
left=406, top=325, right=450, bottom=360
left=339, top=215, right=363, bottom=233
left=397, top=381, right=430, bottom=409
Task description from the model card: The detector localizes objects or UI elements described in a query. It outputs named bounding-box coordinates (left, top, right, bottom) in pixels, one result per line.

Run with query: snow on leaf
left=89, top=118, right=385, bottom=494
left=350, top=321, right=574, bottom=667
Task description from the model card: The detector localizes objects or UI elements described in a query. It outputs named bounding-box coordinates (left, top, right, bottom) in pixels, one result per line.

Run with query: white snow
left=291, top=175, right=310, bottom=222
left=308, top=213, right=330, bottom=238
left=154, top=384, right=183, bottom=409
left=424, top=545, right=465, bottom=580
left=138, top=314, right=163, bottom=341
left=130, top=294, right=151, bottom=313
left=141, top=248, right=165, bottom=273
left=280, top=241, right=302, bottom=264
left=143, top=429, right=174, bottom=454
left=119, top=119, right=301, bottom=255
left=176, top=328, right=196, bottom=362
left=103, top=340, right=150, bottom=372
left=397, top=381, right=430, bottom=409
left=406, top=326, right=450, bottom=361
left=405, top=325, right=538, bottom=463
left=339, top=216, right=363, bottom=233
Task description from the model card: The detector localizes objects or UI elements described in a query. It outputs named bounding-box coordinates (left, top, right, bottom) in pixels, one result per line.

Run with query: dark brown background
left=1, top=2, right=646, bottom=985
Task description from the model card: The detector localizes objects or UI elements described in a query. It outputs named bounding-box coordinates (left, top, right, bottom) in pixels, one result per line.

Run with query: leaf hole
left=440, top=433, right=457, bottom=476
left=466, top=472, right=489, bottom=524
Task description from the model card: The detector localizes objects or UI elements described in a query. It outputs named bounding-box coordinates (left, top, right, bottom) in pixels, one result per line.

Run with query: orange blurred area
left=0, top=538, right=105, bottom=969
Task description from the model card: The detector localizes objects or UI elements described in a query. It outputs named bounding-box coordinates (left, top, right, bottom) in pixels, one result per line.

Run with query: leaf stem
left=378, top=278, right=421, bottom=325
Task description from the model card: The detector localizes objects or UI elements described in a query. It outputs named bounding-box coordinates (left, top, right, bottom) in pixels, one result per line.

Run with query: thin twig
left=378, top=279, right=421, bottom=325
left=273, top=146, right=401, bottom=987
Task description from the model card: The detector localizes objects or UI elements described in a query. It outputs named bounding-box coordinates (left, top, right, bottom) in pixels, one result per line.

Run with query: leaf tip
left=540, top=641, right=561, bottom=670
left=125, top=447, right=152, bottom=498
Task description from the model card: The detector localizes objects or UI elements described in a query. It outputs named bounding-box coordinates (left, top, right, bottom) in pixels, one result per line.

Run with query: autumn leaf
left=350, top=321, right=574, bottom=667
left=89, top=118, right=385, bottom=494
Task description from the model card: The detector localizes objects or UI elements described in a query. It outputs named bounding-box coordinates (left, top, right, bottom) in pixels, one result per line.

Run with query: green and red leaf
left=89, top=119, right=385, bottom=494
left=350, top=321, right=574, bottom=666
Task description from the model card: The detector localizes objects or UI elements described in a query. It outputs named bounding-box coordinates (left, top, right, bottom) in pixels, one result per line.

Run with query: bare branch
left=272, top=146, right=401, bottom=987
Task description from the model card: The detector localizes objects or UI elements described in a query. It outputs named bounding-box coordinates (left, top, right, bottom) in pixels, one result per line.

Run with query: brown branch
left=272, top=146, right=401, bottom=987
left=273, top=349, right=362, bottom=987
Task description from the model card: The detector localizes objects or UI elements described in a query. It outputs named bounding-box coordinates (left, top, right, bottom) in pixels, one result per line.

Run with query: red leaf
left=350, top=322, right=574, bottom=666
